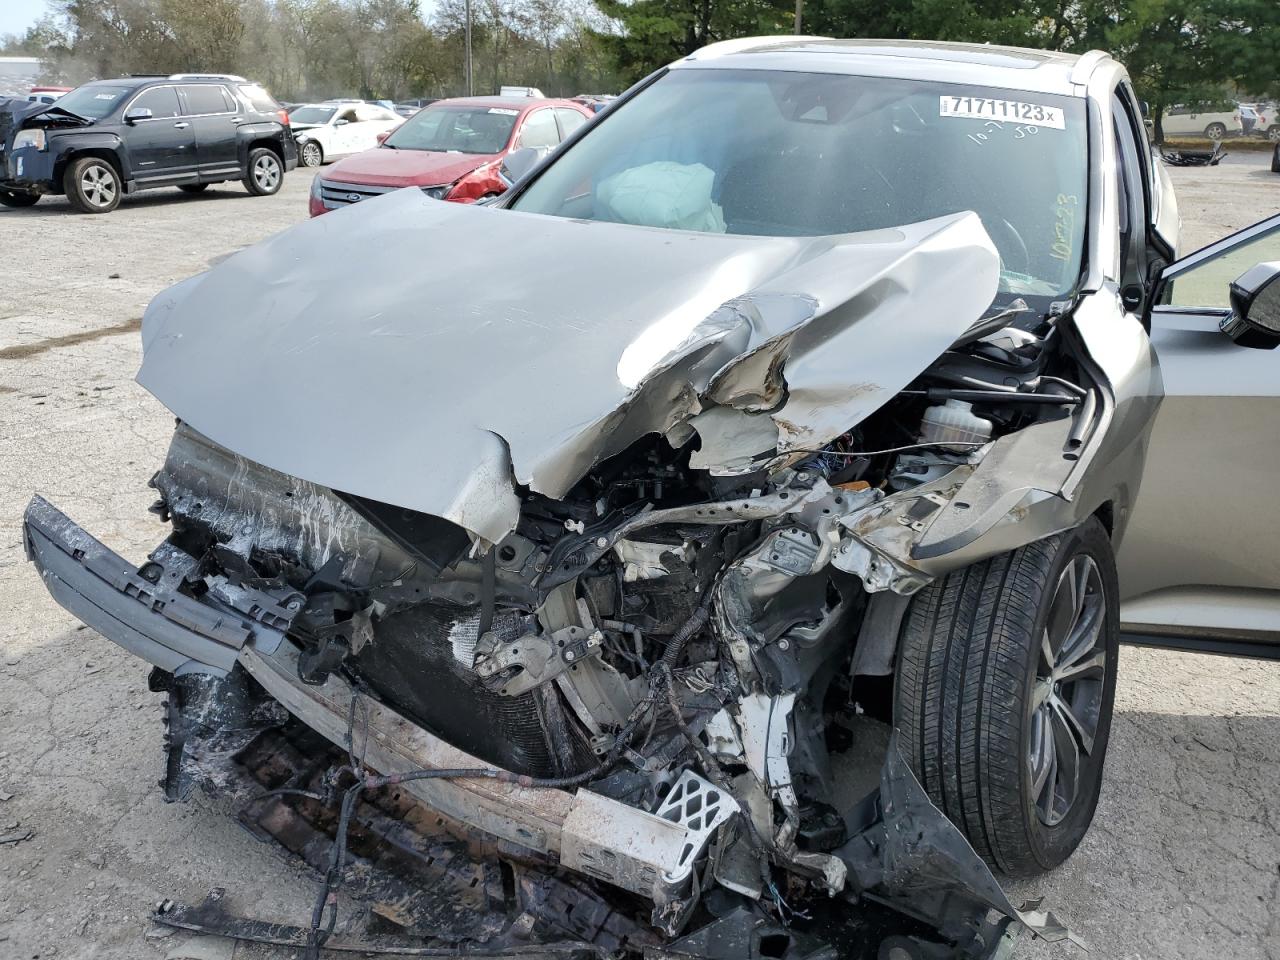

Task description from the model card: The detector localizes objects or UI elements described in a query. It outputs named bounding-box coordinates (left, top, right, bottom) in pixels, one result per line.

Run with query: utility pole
left=794, top=0, right=802, bottom=34
left=465, top=0, right=474, bottom=96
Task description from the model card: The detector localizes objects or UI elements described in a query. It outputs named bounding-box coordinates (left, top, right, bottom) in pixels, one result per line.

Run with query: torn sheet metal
left=137, top=191, right=997, bottom=541
left=840, top=736, right=1086, bottom=949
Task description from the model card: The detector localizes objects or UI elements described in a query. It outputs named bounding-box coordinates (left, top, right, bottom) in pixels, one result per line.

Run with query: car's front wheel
left=300, top=140, right=323, bottom=167
left=64, top=157, right=121, bottom=213
left=0, top=188, right=39, bottom=208
left=243, top=148, right=283, bottom=196
left=894, top=517, right=1119, bottom=877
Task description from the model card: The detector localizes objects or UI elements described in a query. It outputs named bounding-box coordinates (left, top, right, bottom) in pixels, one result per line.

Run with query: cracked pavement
left=2, top=161, right=1278, bottom=959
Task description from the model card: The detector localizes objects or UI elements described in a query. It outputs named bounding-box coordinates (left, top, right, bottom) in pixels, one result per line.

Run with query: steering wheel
left=984, top=216, right=1032, bottom=277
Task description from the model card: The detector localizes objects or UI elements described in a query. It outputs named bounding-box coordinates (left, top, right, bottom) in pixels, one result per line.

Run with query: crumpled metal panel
left=137, top=189, right=997, bottom=541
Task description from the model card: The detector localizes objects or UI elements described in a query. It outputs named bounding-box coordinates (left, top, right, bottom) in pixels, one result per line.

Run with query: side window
left=555, top=108, right=587, bottom=140
left=180, top=85, right=232, bottom=116
left=1168, top=221, right=1280, bottom=309
left=518, top=109, right=559, bottom=149
left=130, top=86, right=181, bottom=119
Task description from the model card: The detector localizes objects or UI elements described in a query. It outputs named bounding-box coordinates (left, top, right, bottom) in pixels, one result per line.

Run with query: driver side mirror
left=376, top=131, right=391, bottom=145
left=335, top=118, right=349, bottom=126
left=1221, top=261, right=1280, bottom=349
left=499, top=146, right=550, bottom=187
left=124, top=107, right=153, bottom=124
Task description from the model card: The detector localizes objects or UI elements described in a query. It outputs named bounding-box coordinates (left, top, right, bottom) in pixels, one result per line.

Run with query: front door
left=330, top=107, right=362, bottom=156
left=178, top=84, right=240, bottom=180
left=123, top=85, right=195, bottom=183
left=1117, top=213, right=1280, bottom=652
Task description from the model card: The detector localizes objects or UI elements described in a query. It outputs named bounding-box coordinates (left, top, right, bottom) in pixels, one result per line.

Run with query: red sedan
left=308, top=96, right=592, bottom=216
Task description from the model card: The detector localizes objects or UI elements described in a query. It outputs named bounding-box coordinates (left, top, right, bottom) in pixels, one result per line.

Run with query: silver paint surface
left=137, top=190, right=998, bottom=542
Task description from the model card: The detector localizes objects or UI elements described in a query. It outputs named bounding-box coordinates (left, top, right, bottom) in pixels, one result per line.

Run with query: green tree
left=593, top=0, right=792, bottom=81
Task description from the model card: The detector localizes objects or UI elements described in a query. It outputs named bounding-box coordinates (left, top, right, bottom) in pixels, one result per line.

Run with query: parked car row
left=1162, top=100, right=1280, bottom=141
left=1, top=75, right=611, bottom=214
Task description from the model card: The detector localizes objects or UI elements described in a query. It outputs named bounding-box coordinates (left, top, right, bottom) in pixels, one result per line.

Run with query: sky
left=0, top=0, right=46, bottom=38
left=0, top=0, right=443, bottom=40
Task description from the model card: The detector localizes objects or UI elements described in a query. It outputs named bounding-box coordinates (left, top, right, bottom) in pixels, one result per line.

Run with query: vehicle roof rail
left=168, top=73, right=248, bottom=82
left=686, top=35, right=822, bottom=61
left=1068, top=50, right=1111, bottom=86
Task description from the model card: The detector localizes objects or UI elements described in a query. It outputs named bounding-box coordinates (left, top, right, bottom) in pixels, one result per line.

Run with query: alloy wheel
left=81, top=164, right=118, bottom=209
left=1028, top=554, right=1107, bottom=827
left=302, top=142, right=321, bottom=166
left=253, top=154, right=281, bottom=191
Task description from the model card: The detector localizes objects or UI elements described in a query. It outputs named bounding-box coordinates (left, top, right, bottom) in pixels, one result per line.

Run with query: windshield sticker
left=940, top=96, right=1066, bottom=130
left=94, top=93, right=121, bottom=100
left=488, top=108, right=519, bottom=116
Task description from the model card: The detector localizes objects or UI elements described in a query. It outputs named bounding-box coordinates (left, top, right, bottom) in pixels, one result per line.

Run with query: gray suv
left=22, top=38, right=1280, bottom=959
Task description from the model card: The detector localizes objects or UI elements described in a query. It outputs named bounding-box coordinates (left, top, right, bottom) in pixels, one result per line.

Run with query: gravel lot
left=1, top=158, right=1278, bottom=960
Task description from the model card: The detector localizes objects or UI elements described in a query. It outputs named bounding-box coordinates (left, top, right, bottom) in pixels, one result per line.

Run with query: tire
left=178, top=183, right=209, bottom=194
left=1268, top=126, right=1280, bottom=143
left=1204, top=122, right=1227, bottom=140
left=894, top=517, right=1119, bottom=877
left=0, top=189, right=39, bottom=208
left=63, top=156, right=121, bottom=213
left=243, top=147, right=283, bottom=196
left=300, top=140, right=323, bottom=168
left=1272, top=145, right=1280, bottom=174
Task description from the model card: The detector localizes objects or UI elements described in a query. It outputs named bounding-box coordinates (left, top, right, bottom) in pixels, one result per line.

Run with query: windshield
left=384, top=105, right=518, bottom=154
left=49, top=84, right=134, bottom=120
left=511, top=69, right=1089, bottom=299
left=289, top=106, right=337, bottom=125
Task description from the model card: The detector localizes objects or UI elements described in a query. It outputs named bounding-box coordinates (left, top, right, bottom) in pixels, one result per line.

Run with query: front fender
left=51, top=132, right=128, bottom=178
left=909, top=287, right=1160, bottom=573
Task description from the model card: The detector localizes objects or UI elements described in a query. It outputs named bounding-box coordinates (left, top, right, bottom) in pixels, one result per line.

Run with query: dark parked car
left=0, top=74, right=297, bottom=213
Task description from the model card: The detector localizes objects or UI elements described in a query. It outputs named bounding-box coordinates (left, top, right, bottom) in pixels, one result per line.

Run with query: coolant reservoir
left=919, top=399, right=992, bottom=449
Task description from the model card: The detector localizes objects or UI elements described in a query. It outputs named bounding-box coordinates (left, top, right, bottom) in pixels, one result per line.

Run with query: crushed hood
left=138, top=188, right=999, bottom=542
left=0, top=97, right=89, bottom=131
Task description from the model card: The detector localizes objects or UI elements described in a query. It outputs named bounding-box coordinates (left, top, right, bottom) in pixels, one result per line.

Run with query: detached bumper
left=20, top=495, right=710, bottom=906
left=22, top=496, right=295, bottom=674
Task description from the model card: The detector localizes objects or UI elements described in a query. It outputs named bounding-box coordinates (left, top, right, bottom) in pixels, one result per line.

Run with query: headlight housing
left=421, top=185, right=448, bottom=200
left=13, top=129, right=46, bottom=151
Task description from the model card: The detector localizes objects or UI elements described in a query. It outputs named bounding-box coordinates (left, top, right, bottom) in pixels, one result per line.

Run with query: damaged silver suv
left=24, top=38, right=1280, bottom=959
